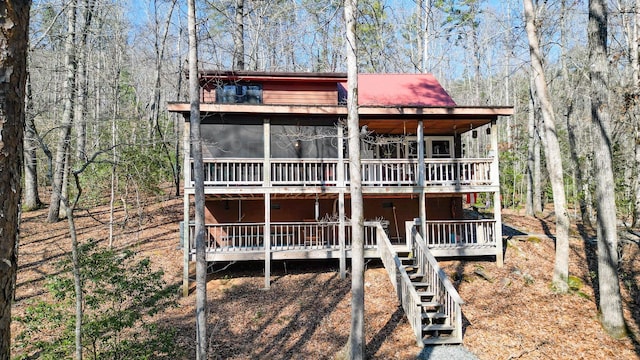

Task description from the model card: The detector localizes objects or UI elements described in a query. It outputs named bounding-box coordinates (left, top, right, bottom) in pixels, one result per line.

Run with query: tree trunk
left=63, top=185, right=83, bottom=360
left=561, top=0, right=592, bottom=228
left=233, top=0, right=245, bottom=70
left=588, top=0, right=627, bottom=338
left=74, top=0, right=94, bottom=162
left=188, top=0, right=208, bottom=358
left=23, top=72, right=41, bottom=211
left=632, top=0, right=640, bottom=227
left=345, top=0, right=364, bottom=358
left=48, top=0, right=77, bottom=223
left=526, top=89, right=536, bottom=216
left=0, top=2, right=30, bottom=359
left=523, top=0, right=571, bottom=292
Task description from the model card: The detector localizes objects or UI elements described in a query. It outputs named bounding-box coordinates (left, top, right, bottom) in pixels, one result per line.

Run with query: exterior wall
left=204, top=195, right=463, bottom=240
left=263, top=82, right=338, bottom=105
left=426, top=197, right=463, bottom=220
left=199, top=81, right=338, bottom=105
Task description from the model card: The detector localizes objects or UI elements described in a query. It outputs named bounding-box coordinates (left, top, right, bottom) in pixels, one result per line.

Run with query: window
left=426, top=136, right=454, bottom=158
left=216, top=83, right=262, bottom=104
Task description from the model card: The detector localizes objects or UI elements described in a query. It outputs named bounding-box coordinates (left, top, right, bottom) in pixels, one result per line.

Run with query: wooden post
left=337, top=124, right=346, bottom=279
left=183, top=193, right=190, bottom=297
left=264, top=118, right=271, bottom=289
left=264, top=119, right=271, bottom=187
left=490, top=120, right=504, bottom=267
left=264, top=194, right=271, bottom=289
left=417, top=121, right=427, bottom=240
left=182, top=119, right=191, bottom=297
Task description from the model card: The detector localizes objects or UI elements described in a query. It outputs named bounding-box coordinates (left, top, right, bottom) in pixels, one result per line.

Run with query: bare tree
left=345, top=0, right=364, bottom=358
left=188, top=0, right=208, bottom=358
left=589, top=0, right=627, bottom=338
left=23, top=72, right=42, bottom=210
left=48, top=0, right=77, bottom=222
left=0, top=1, right=30, bottom=358
left=523, top=0, right=571, bottom=292
left=233, top=0, right=245, bottom=70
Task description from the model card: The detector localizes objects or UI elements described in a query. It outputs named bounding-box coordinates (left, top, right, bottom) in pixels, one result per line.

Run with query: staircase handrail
left=374, top=223, right=425, bottom=344
left=409, top=223, right=465, bottom=305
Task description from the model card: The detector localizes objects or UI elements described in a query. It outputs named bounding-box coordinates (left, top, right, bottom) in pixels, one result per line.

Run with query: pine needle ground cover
left=12, top=199, right=640, bottom=359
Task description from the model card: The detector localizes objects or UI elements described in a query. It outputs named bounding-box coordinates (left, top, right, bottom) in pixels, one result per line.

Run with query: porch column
left=182, top=118, right=191, bottom=297
left=337, top=124, right=346, bottom=279
left=417, top=121, right=427, bottom=240
left=264, top=119, right=271, bottom=186
left=264, top=119, right=272, bottom=288
left=490, top=119, right=504, bottom=267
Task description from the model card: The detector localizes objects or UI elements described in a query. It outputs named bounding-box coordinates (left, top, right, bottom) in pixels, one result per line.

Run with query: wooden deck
left=184, top=219, right=497, bottom=261
left=186, top=157, right=496, bottom=193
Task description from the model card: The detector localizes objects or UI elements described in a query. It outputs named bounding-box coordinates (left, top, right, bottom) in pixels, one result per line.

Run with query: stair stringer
left=376, top=222, right=464, bottom=346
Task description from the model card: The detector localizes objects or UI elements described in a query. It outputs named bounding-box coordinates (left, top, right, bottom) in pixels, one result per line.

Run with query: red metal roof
left=341, top=74, right=456, bottom=107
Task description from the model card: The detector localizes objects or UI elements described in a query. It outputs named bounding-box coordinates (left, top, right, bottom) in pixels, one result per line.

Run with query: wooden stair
left=377, top=227, right=463, bottom=347
left=397, top=251, right=462, bottom=345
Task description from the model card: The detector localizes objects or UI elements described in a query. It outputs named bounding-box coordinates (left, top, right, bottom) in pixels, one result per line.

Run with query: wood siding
left=199, top=81, right=338, bottom=105
left=263, top=82, right=338, bottom=105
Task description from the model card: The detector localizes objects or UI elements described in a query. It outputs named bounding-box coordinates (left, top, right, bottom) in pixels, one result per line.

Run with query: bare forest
left=4, top=0, right=640, bottom=359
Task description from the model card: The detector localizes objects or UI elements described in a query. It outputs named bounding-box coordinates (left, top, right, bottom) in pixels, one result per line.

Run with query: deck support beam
left=490, top=120, right=504, bottom=267
left=264, top=119, right=272, bottom=288
left=182, top=118, right=191, bottom=297
left=264, top=195, right=271, bottom=289
left=183, top=193, right=190, bottom=297
left=338, top=124, right=346, bottom=278
left=417, top=121, right=427, bottom=239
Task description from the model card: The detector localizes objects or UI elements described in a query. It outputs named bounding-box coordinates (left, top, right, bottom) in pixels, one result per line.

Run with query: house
left=167, top=71, right=513, bottom=345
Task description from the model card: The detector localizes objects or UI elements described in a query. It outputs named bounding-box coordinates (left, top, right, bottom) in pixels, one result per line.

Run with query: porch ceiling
left=361, top=118, right=493, bottom=136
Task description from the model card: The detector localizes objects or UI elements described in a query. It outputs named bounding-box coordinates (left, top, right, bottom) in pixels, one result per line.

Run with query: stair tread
left=411, top=282, right=431, bottom=287
left=420, top=301, right=442, bottom=307
left=422, top=324, right=454, bottom=331
left=409, top=273, right=425, bottom=279
left=422, top=312, right=448, bottom=319
left=416, top=291, right=435, bottom=296
left=422, top=337, right=462, bottom=345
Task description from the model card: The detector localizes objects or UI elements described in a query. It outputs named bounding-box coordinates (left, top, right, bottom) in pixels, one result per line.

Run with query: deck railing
left=377, top=223, right=426, bottom=344
left=192, top=157, right=495, bottom=187
left=424, top=219, right=496, bottom=249
left=407, top=221, right=464, bottom=343
left=271, top=159, right=340, bottom=186
left=187, top=221, right=379, bottom=253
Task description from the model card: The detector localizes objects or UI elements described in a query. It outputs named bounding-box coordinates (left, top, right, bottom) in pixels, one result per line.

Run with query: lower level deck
left=183, top=220, right=499, bottom=262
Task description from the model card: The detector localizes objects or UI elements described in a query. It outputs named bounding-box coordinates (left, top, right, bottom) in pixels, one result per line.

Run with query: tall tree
left=23, top=72, right=42, bottom=210
left=345, top=0, right=364, bottom=358
left=523, top=0, right=571, bottom=292
left=188, top=0, right=208, bottom=358
left=47, top=0, right=77, bottom=222
left=74, top=0, right=95, bottom=162
left=0, top=1, right=31, bottom=358
left=589, top=0, right=627, bottom=338
left=233, top=0, right=245, bottom=70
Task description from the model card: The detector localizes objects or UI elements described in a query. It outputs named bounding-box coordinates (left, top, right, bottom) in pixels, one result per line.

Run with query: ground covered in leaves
left=11, top=196, right=640, bottom=359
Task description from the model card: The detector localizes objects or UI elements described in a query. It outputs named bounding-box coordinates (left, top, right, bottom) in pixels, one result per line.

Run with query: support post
left=264, top=194, right=271, bottom=289
left=264, top=118, right=271, bottom=288
left=183, top=193, right=190, bottom=297
left=417, top=121, right=427, bottom=240
left=182, top=118, right=191, bottom=297
left=490, top=120, right=504, bottom=267
left=337, top=124, right=346, bottom=278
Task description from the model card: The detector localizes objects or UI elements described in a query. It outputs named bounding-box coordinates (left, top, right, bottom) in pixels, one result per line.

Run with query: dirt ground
left=11, top=195, right=640, bottom=359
